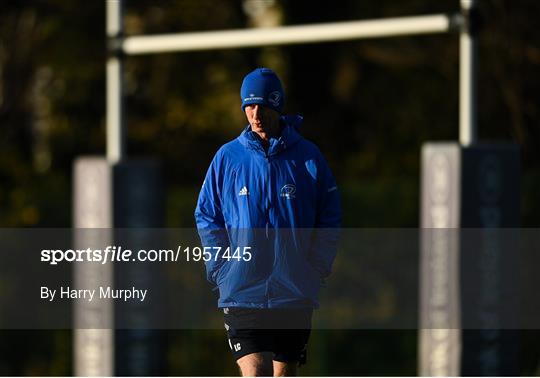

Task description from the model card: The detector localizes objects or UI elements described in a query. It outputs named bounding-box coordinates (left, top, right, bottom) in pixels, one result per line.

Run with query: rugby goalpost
left=75, top=1, right=484, bottom=376
left=105, top=1, right=478, bottom=163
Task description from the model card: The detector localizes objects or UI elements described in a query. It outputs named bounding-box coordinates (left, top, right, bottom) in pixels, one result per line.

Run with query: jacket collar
left=238, top=115, right=304, bottom=156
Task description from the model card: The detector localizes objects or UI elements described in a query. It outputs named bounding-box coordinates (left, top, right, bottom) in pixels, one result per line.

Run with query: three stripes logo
left=238, top=186, right=249, bottom=196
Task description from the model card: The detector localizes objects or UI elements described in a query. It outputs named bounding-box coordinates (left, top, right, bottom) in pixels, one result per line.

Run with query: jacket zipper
left=264, top=150, right=272, bottom=307
left=265, top=151, right=271, bottom=239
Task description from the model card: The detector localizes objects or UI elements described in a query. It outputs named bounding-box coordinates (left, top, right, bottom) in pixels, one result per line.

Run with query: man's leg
left=272, top=360, right=297, bottom=377
left=270, top=309, right=312, bottom=377
left=270, top=329, right=309, bottom=377
left=237, top=351, right=273, bottom=376
left=224, top=308, right=275, bottom=376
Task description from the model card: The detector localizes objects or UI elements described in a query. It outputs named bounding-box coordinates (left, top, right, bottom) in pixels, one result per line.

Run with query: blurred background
left=0, top=0, right=539, bottom=375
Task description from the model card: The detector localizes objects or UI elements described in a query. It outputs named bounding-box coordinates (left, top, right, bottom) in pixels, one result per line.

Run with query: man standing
left=195, top=68, right=341, bottom=376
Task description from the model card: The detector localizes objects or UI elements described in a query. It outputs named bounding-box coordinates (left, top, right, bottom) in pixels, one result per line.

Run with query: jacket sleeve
left=194, top=151, right=230, bottom=286
left=308, top=152, right=342, bottom=279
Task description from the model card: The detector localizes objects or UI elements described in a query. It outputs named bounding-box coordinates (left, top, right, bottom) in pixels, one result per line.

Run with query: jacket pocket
left=215, top=259, right=232, bottom=286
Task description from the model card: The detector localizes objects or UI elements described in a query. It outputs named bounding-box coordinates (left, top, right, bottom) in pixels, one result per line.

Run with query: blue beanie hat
left=240, top=68, right=284, bottom=113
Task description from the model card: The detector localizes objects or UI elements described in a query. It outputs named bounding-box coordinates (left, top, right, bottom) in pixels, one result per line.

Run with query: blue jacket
left=194, top=115, right=341, bottom=309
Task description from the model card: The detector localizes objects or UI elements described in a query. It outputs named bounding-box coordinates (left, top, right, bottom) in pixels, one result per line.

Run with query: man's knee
left=272, top=360, right=297, bottom=377
left=237, top=352, right=273, bottom=376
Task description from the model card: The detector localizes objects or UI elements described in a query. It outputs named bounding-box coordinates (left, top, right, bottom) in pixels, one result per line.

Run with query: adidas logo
left=238, top=186, right=249, bottom=196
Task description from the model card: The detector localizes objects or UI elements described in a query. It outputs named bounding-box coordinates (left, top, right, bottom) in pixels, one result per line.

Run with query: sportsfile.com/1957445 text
left=40, top=245, right=252, bottom=265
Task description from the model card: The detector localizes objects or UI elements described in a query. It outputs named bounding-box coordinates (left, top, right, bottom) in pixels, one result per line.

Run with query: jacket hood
left=238, top=115, right=304, bottom=156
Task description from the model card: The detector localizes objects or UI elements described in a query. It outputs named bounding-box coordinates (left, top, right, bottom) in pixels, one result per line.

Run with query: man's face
left=245, top=104, right=280, bottom=142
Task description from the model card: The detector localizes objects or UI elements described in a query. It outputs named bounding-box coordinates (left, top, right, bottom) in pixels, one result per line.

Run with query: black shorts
left=223, top=307, right=313, bottom=365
